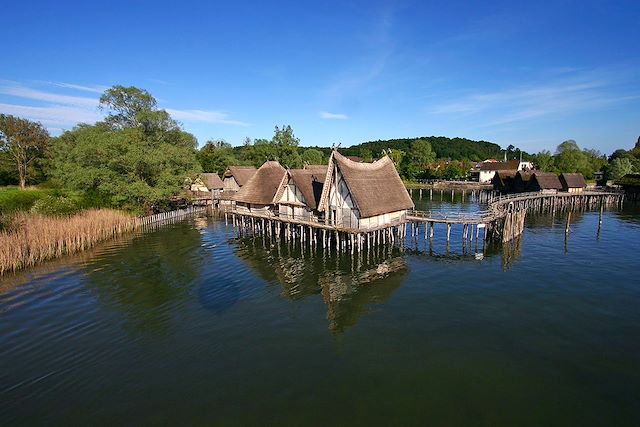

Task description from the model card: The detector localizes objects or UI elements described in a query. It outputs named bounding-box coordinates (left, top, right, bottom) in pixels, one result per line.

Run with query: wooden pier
left=221, top=190, right=624, bottom=251
left=407, top=190, right=624, bottom=243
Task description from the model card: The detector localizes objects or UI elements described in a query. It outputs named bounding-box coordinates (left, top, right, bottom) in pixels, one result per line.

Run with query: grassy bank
left=0, top=209, right=135, bottom=275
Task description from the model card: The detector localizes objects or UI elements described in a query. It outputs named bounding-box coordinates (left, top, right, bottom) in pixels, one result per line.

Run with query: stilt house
left=232, top=161, right=286, bottom=214
left=223, top=166, right=257, bottom=193
left=559, top=173, right=586, bottom=193
left=317, top=151, right=414, bottom=230
left=493, top=171, right=517, bottom=192
left=191, top=173, right=224, bottom=198
left=276, top=165, right=327, bottom=221
left=528, top=172, right=563, bottom=192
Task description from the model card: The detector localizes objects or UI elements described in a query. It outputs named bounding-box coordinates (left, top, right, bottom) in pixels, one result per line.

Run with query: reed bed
left=0, top=209, right=135, bottom=275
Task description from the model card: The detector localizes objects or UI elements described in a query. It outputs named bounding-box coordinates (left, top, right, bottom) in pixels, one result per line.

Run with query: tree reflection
left=86, top=223, right=203, bottom=333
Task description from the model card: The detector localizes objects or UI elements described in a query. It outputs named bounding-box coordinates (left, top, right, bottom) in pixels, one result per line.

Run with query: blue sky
left=1, top=0, right=639, bottom=154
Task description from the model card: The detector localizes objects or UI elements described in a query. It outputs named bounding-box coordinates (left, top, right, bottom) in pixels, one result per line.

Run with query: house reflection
left=235, top=236, right=407, bottom=333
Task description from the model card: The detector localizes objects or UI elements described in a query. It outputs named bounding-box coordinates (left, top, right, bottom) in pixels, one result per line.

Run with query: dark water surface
left=1, top=198, right=640, bottom=426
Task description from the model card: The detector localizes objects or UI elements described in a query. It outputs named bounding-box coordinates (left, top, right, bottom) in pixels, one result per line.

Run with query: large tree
left=0, top=114, right=49, bottom=189
left=410, top=139, right=436, bottom=170
left=51, top=86, right=200, bottom=211
left=197, top=139, right=238, bottom=176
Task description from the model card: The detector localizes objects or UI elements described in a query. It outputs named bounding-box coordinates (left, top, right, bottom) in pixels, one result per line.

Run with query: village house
left=190, top=173, right=224, bottom=198
left=223, top=166, right=257, bottom=193
left=527, top=172, right=563, bottom=193
left=559, top=173, right=586, bottom=193
left=492, top=171, right=518, bottom=192
left=276, top=165, right=327, bottom=222
left=232, top=161, right=286, bottom=214
left=317, top=151, right=414, bottom=230
left=478, top=159, right=533, bottom=183
left=616, top=174, right=640, bottom=201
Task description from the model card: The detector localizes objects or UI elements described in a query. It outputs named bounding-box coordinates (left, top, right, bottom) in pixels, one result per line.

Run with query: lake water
left=1, top=196, right=640, bottom=426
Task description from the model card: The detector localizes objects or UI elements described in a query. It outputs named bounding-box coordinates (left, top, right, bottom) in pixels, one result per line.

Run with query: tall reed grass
left=0, top=209, right=135, bottom=275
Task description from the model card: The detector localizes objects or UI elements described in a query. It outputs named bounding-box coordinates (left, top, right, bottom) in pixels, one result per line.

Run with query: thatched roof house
left=493, top=171, right=517, bottom=192
left=190, top=173, right=224, bottom=193
left=318, top=151, right=414, bottom=230
left=529, top=172, right=563, bottom=192
left=513, top=170, right=534, bottom=193
left=223, top=166, right=257, bottom=192
left=559, top=173, right=586, bottom=193
left=201, top=173, right=224, bottom=189
left=276, top=166, right=327, bottom=220
left=232, top=161, right=286, bottom=211
left=616, top=174, right=640, bottom=199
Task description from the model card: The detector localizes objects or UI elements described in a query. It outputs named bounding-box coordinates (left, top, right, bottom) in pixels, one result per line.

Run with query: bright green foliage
left=359, top=148, right=373, bottom=162
left=551, top=140, right=606, bottom=178
left=50, top=86, right=200, bottom=211
left=238, top=125, right=303, bottom=168
left=301, top=148, right=324, bottom=165
left=30, top=196, right=79, bottom=216
left=534, top=150, right=554, bottom=172
left=197, top=139, right=238, bottom=176
left=0, top=188, right=55, bottom=213
left=610, top=157, right=636, bottom=179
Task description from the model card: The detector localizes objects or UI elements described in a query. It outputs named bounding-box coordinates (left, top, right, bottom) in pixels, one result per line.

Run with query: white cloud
left=0, top=81, right=249, bottom=131
left=0, top=83, right=99, bottom=107
left=49, top=82, right=108, bottom=94
left=0, top=103, right=102, bottom=127
left=166, top=109, right=249, bottom=126
left=319, top=111, right=348, bottom=120
left=430, top=69, right=639, bottom=126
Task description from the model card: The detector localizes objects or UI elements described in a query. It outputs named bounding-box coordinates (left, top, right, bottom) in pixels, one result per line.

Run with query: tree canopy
left=51, top=86, right=200, bottom=211
left=0, top=114, right=49, bottom=189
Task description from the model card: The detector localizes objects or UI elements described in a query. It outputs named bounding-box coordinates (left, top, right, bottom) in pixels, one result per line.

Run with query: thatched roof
left=319, top=151, right=414, bottom=218
left=286, top=166, right=327, bottom=209
left=199, top=173, right=224, bottom=190
left=480, top=160, right=520, bottom=171
left=224, top=166, right=257, bottom=186
left=516, top=170, right=534, bottom=182
left=559, top=173, right=586, bottom=188
left=616, top=173, right=640, bottom=186
left=233, top=161, right=286, bottom=205
left=532, top=172, right=563, bottom=190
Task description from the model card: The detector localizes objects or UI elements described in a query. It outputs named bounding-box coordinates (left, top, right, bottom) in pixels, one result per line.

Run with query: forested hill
left=340, top=136, right=505, bottom=161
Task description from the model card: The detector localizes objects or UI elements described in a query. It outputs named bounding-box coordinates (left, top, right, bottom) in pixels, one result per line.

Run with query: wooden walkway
left=407, top=190, right=624, bottom=243
left=217, top=189, right=625, bottom=251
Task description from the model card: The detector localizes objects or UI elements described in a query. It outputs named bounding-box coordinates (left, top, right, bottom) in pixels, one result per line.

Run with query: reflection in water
left=85, top=223, right=204, bottom=333
left=501, top=235, right=523, bottom=271
left=235, top=236, right=407, bottom=333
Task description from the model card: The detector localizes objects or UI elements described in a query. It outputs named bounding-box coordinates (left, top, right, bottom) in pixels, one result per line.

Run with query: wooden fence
left=134, top=206, right=208, bottom=228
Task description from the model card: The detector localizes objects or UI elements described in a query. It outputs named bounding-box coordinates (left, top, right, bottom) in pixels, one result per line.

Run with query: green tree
left=0, top=114, right=50, bottom=189
left=301, top=148, right=324, bottom=165
left=386, top=149, right=406, bottom=172
left=410, top=139, right=436, bottom=171
left=359, top=148, right=373, bottom=162
left=610, top=157, right=636, bottom=179
left=51, top=86, right=200, bottom=211
left=197, top=139, right=238, bottom=176
left=443, top=162, right=464, bottom=179
left=272, top=125, right=302, bottom=168
left=535, top=150, right=554, bottom=172
left=99, top=85, right=170, bottom=132
left=553, top=140, right=588, bottom=174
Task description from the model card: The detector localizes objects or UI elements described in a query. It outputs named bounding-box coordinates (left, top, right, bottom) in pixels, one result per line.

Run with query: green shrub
left=30, top=196, right=79, bottom=216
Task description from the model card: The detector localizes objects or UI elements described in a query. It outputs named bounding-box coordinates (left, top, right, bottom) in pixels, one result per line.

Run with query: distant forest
left=318, top=136, right=526, bottom=162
